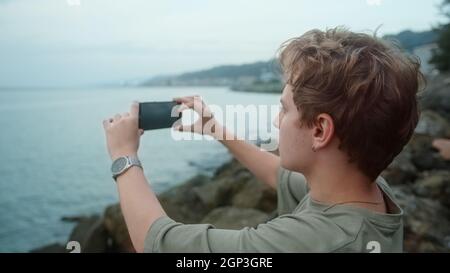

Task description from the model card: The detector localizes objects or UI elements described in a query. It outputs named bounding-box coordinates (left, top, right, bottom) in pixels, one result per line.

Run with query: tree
left=430, top=0, right=450, bottom=72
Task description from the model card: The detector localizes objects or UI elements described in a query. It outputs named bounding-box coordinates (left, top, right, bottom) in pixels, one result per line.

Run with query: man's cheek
left=278, top=127, right=289, bottom=155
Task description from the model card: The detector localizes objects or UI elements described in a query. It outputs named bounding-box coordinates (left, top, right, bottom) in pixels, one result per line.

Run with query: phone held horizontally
left=138, top=101, right=182, bottom=131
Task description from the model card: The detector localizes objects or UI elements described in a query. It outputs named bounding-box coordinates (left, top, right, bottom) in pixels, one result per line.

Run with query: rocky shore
left=32, top=74, right=450, bottom=253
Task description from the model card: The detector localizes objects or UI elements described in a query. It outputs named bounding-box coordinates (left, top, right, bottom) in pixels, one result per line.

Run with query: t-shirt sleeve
left=276, top=166, right=309, bottom=215
left=144, top=214, right=348, bottom=253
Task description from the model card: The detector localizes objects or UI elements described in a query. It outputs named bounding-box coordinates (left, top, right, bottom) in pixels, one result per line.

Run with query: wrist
left=115, top=165, right=143, bottom=183
left=110, top=151, right=138, bottom=162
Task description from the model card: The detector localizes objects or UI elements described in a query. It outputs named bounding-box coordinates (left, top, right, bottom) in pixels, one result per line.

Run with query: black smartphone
left=138, top=101, right=182, bottom=130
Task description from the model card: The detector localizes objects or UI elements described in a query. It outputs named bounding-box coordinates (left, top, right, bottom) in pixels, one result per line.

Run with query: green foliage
left=176, top=60, right=280, bottom=81
left=430, top=0, right=450, bottom=72
left=230, top=81, right=284, bottom=93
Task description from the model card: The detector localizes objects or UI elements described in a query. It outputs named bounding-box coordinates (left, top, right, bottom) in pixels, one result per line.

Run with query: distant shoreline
left=230, top=81, right=283, bottom=94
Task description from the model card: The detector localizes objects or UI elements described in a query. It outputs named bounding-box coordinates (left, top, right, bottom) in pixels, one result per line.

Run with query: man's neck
left=305, top=161, right=385, bottom=212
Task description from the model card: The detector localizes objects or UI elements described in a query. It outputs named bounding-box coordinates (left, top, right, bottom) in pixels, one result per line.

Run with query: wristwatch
left=111, top=155, right=143, bottom=181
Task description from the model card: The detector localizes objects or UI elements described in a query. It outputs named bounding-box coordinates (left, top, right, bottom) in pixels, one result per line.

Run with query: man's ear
left=311, top=113, right=335, bottom=151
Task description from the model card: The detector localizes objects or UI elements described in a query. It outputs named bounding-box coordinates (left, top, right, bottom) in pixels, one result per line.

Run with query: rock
left=381, top=148, right=417, bottom=185
left=195, top=159, right=277, bottom=213
left=408, top=134, right=450, bottom=171
left=231, top=177, right=277, bottom=213
left=193, top=177, right=236, bottom=210
left=61, top=215, right=88, bottom=223
left=392, top=186, right=450, bottom=252
left=383, top=132, right=450, bottom=183
left=30, top=243, right=66, bottom=253
left=68, top=215, right=109, bottom=253
left=415, top=110, right=450, bottom=138
left=413, top=170, right=450, bottom=208
left=201, top=207, right=270, bottom=230
left=213, top=159, right=251, bottom=179
left=103, top=204, right=134, bottom=252
left=193, top=161, right=253, bottom=211
left=213, top=159, right=237, bottom=177
left=158, top=174, right=212, bottom=223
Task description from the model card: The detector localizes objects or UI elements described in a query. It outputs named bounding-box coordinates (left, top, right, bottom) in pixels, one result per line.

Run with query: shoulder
left=375, top=176, right=404, bottom=215
left=276, top=166, right=309, bottom=215
left=375, top=176, right=396, bottom=198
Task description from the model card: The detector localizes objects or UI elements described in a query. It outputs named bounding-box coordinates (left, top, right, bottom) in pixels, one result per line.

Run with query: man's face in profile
left=274, top=84, right=316, bottom=173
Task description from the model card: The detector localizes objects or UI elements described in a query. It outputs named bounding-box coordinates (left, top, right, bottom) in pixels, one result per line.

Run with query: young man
left=102, top=28, right=422, bottom=253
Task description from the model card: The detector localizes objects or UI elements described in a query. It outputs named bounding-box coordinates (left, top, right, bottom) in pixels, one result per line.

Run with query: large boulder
left=201, top=206, right=270, bottom=230
left=193, top=175, right=249, bottom=212
left=30, top=215, right=109, bottom=253
left=412, top=170, right=450, bottom=208
left=103, top=204, right=134, bottom=252
left=392, top=186, right=450, bottom=252
left=382, top=147, right=417, bottom=185
left=158, top=174, right=212, bottom=223
left=68, top=215, right=108, bottom=253
left=231, top=177, right=277, bottom=213
left=194, top=161, right=277, bottom=213
left=381, top=124, right=450, bottom=185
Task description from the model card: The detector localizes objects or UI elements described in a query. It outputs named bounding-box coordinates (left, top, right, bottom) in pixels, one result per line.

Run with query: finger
left=176, top=103, right=191, bottom=113
left=173, top=96, right=194, bottom=102
left=130, top=101, right=139, bottom=117
left=114, top=114, right=122, bottom=122
left=432, top=139, right=445, bottom=149
left=173, top=96, right=196, bottom=104
left=123, top=112, right=130, bottom=117
left=432, top=140, right=439, bottom=149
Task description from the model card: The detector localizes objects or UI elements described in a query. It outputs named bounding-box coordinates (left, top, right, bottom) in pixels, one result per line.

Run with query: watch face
left=111, top=157, right=128, bottom=174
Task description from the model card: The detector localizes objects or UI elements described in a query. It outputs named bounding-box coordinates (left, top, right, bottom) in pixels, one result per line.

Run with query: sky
left=0, top=0, right=445, bottom=87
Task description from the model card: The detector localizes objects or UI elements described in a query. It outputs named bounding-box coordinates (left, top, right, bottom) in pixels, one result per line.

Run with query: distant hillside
left=140, top=29, right=438, bottom=91
left=176, top=61, right=280, bottom=81
left=141, top=59, right=281, bottom=90
left=384, top=30, right=438, bottom=52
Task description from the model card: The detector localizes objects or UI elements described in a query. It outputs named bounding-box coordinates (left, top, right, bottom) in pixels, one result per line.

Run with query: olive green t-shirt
left=144, top=167, right=404, bottom=253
